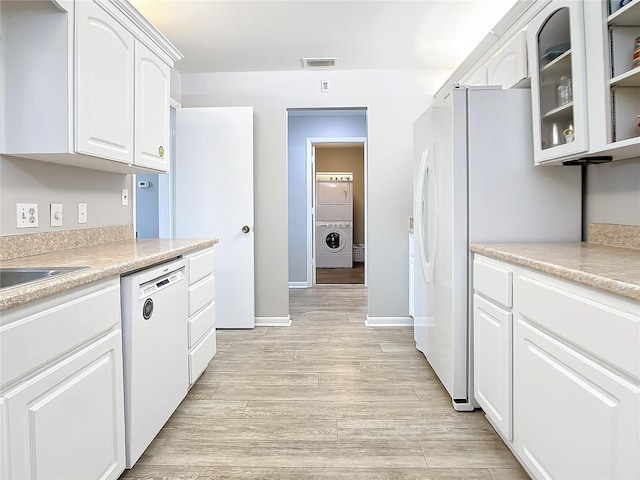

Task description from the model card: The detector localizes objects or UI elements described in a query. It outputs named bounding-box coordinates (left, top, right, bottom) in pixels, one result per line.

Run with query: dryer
left=316, top=221, right=353, bottom=268
left=316, top=172, right=353, bottom=221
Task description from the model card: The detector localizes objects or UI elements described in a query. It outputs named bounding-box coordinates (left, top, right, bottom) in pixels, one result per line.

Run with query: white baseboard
left=255, top=316, right=292, bottom=327
left=288, top=282, right=310, bottom=289
left=365, top=316, right=414, bottom=327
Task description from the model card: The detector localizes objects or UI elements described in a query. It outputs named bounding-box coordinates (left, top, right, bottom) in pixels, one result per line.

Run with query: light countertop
left=0, top=238, right=218, bottom=311
left=470, top=242, right=640, bottom=302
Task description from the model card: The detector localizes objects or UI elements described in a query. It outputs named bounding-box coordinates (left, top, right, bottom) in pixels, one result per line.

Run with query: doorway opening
left=286, top=108, right=368, bottom=288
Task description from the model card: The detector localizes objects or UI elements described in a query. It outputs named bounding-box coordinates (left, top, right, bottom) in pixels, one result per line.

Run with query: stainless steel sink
left=0, top=267, right=89, bottom=290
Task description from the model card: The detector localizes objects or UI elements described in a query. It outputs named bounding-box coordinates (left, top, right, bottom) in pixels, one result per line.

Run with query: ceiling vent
left=302, top=57, right=338, bottom=68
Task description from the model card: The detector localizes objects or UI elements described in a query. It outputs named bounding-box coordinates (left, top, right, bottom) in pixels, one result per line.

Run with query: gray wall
left=181, top=68, right=447, bottom=320
left=287, top=111, right=367, bottom=283
left=0, top=156, right=132, bottom=235
left=585, top=157, right=640, bottom=226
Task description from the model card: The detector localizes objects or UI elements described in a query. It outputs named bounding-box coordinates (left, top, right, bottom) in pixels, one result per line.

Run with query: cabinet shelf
left=611, top=66, right=640, bottom=87
left=541, top=49, right=572, bottom=74
left=542, top=101, right=574, bottom=119
left=608, top=0, right=640, bottom=25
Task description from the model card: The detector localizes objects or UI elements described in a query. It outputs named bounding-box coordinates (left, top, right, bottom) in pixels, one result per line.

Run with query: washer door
left=323, top=229, right=345, bottom=253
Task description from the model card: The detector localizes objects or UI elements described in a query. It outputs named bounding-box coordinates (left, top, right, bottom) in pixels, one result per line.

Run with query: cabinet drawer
left=1, top=279, right=121, bottom=387
left=189, top=328, right=216, bottom=385
left=517, top=274, right=640, bottom=380
left=188, top=302, right=216, bottom=348
left=188, top=276, right=215, bottom=317
left=188, top=248, right=215, bottom=286
left=473, top=257, right=513, bottom=308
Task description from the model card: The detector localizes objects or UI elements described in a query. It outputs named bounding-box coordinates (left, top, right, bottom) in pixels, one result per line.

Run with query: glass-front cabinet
left=529, top=1, right=588, bottom=165
left=607, top=0, right=640, bottom=146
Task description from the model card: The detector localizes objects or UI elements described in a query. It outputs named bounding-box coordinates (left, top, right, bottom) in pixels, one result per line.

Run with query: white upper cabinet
left=76, top=0, right=135, bottom=164
left=135, top=40, right=171, bottom=171
left=487, top=30, right=528, bottom=89
left=462, top=64, right=489, bottom=86
left=1, top=0, right=181, bottom=174
left=529, top=1, right=589, bottom=165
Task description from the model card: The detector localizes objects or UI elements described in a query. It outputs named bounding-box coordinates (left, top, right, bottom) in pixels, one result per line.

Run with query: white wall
left=181, top=68, right=450, bottom=320
left=287, top=111, right=367, bottom=283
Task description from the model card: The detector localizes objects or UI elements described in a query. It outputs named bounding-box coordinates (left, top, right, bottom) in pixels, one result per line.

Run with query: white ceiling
left=130, top=0, right=518, bottom=74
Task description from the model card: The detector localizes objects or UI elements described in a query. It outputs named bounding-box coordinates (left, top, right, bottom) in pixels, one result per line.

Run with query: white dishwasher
left=121, top=258, right=188, bottom=468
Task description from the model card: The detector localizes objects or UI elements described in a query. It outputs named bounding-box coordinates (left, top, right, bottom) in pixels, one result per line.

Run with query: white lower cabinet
left=0, top=278, right=125, bottom=480
left=186, top=247, right=217, bottom=386
left=514, top=316, right=639, bottom=480
left=473, top=294, right=513, bottom=440
left=472, top=253, right=640, bottom=479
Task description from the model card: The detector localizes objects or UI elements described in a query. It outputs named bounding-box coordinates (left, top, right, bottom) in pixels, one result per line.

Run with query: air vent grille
left=302, top=57, right=338, bottom=68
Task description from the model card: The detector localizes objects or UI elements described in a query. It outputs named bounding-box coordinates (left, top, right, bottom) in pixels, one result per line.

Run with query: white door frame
left=306, top=136, right=368, bottom=287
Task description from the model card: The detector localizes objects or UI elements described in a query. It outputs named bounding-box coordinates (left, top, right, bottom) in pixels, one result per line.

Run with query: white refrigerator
left=412, top=86, right=581, bottom=411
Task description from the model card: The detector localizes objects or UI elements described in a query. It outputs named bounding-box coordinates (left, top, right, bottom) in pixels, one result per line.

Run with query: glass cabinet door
left=529, top=1, right=588, bottom=164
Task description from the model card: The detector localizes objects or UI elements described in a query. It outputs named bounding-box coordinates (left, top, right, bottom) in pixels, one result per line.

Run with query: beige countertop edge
left=470, top=243, right=640, bottom=302
left=0, top=238, right=218, bottom=312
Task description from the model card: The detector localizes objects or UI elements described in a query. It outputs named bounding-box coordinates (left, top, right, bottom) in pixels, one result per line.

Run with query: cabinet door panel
left=487, top=30, right=528, bottom=88
left=473, top=294, right=512, bottom=440
left=135, top=40, right=170, bottom=171
left=5, top=331, right=125, bottom=480
left=76, top=0, right=134, bottom=163
left=514, top=318, right=640, bottom=480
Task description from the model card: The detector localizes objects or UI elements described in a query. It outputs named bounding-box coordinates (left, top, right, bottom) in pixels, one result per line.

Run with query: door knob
left=242, top=225, right=250, bottom=233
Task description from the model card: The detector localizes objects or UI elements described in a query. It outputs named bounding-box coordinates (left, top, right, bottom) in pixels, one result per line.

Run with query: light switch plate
left=122, top=189, right=129, bottom=206
left=50, top=203, right=63, bottom=227
left=78, top=203, right=87, bottom=224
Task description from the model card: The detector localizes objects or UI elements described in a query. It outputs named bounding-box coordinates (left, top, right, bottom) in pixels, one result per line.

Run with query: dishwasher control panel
left=139, top=269, right=185, bottom=299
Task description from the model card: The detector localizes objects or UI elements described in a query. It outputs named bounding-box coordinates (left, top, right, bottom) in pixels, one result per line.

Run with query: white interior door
left=175, top=107, right=255, bottom=329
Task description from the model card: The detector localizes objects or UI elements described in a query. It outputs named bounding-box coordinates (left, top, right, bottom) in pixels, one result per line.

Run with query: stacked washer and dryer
left=315, top=172, right=354, bottom=268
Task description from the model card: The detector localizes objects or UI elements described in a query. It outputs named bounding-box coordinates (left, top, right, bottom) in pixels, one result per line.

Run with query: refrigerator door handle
left=416, top=149, right=438, bottom=284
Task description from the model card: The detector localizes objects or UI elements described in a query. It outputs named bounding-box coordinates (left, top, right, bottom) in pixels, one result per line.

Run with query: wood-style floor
left=316, top=263, right=365, bottom=284
left=120, top=286, right=529, bottom=480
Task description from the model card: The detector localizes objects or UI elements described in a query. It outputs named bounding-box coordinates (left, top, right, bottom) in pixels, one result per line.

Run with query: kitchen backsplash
left=0, top=225, right=134, bottom=261
left=588, top=223, right=640, bottom=250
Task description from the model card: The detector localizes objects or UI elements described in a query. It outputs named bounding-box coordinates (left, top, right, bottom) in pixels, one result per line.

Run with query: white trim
left=255, top=316, right=292, bottom=327
left=289, top=282, right=310, bottom=289
left=365, top=316, right=414, bottom=327
left=170, top=98, right=182, bottom=109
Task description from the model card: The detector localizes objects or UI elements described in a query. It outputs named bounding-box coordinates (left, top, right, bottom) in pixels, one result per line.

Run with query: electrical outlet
left=121, top=189, right=129, bottom=206
left=78, top=203, right=87, bottom=224
left=50, top=203, right=63, bottom=227
left=16, top=203, right=38, bottom=228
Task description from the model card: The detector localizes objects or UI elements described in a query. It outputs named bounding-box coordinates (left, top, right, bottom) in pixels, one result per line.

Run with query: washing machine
left=316, top=221, right=353, bottom=268
left=316, top=172, right=353, bottom=221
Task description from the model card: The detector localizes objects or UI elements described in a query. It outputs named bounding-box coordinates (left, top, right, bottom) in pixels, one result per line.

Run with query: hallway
left=121, top=286, right=527, bottom=479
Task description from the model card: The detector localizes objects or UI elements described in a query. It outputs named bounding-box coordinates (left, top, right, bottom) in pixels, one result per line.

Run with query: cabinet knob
left=242, top=225, right=250, bottom=234
left=158, top=146, right=165, bottom=158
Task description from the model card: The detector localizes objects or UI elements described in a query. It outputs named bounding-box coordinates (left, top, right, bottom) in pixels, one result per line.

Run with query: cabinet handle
left=242, top=225, right=250, bottom=233
left=158, top=146, right=165, bottom=158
